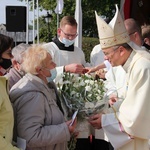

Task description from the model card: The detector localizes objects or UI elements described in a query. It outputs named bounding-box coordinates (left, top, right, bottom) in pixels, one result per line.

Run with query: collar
left=123, top=51, right=142, bottom=73
left=26, top=73, right=49, bottom=90
left=123, top=51, right=136, bottom=72
left=53, top=38, right=74, bottom=51
left=143, top=42, right=150, bottom=52
left=0, top=66, right=6, bottom=75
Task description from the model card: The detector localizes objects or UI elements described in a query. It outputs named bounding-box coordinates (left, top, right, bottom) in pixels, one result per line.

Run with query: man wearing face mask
left=44, top=16, right=89, bottom=84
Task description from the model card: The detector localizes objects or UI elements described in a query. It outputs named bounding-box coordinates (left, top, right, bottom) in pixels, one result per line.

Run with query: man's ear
left=144, top=38, right=149, bottom=45
left=119, top=46, right=125, bottom=56
left=57, top=28, right=61, bottom=36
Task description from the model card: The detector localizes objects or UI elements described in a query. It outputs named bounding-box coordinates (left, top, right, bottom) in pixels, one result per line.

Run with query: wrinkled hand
left=109, top=97, right=117, bottom=106
left=82, top=67, right=90, bottom=74
left=87, top=67, right=96, bottom=74
left=87, top=63, right=106, bottom=74
left=65, top=64, right=85, bottom=74
left=88, top=114, right=102, bottom=129
left=66, top=118, right=77, bottom=134
left=95, top=69, right=107, bottom=79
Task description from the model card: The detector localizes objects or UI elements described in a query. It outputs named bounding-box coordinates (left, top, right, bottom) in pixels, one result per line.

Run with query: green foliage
left=20, top=0, right=120, bottom=54
left=82, top=37, right=99, bottom=62
left=23, top=0, right=120, bottom=40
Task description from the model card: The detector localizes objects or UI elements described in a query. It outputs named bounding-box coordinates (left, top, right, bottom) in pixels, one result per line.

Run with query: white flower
left=85, top=85, right=91, bottom=91
left=63, top=80, right=71, bottom=84
left=89, top=80, right=94, bottom=85
left=84, top=73, right=91, bottom=78
left=85, top=79, right=90, bottom=84
left=73, top=83, right=79, bottom=88
left=58, top=72, right=107, bottom=119
left=97, top=96, right=101, bottom=101
left=70, top=91, right=76, bottom=96
left=79, top=80, right=85, bottom=86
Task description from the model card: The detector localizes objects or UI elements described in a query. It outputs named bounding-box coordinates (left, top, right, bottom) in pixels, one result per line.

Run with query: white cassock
left=102, top=50, right=150, bottom=150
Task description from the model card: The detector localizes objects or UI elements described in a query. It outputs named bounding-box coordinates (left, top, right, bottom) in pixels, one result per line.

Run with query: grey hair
left=11, top=43, right=30, bottom=63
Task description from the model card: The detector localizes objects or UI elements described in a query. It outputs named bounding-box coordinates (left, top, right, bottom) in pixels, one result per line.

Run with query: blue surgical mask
left=46, top=68, right=57, bottom=82
left=61, top=38, right=75, bottom=47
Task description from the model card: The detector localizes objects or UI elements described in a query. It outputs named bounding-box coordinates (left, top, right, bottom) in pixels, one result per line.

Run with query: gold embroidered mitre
left=95, top=5, right=130, bottom=49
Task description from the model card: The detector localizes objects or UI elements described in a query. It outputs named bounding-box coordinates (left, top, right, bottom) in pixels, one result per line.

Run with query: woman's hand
left=109, top=94, right=118, bottom=106
left=66, top=118, right=77, bottom=134
left=88, top=113, right=102, bottom=129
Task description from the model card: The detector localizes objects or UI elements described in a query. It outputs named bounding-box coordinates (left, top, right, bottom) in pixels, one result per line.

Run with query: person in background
left=0, top=34, right=20, bottom=149
left=0, top=34, right=13, bottom=76
left=90, top=44, right=107, bottom=80
left=141, top=24, right=150, bottom=49
left=124, top=18, right=150, bottom=52
left=89, top=5, right=150, bottom=150
left=5, top=43, right=30, bottom=90
left=90, top=18, right=111, bottom=67
left=44, top=16, right=89, bottom=84
left=10, top=44, right=77, bottom=150
left=90, top=44, right=105, bottom=67
left=89, top=18, right=111, bottom=80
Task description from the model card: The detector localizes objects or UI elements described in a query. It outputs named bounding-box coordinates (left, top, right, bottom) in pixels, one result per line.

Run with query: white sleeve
left=54, top=66, right=64, bottom=84
left=102, top=113, right=132, bottom=149
left=103, top=60, right=111, bottom=71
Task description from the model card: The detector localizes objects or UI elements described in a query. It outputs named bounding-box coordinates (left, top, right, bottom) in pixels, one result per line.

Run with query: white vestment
left=102, top=50, right=150, bottom=150
left=90, top=44, right=105, bottom=66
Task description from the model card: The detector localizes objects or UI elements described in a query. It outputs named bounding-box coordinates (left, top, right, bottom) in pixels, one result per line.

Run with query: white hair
left=11, top=43, right=30, bottom=63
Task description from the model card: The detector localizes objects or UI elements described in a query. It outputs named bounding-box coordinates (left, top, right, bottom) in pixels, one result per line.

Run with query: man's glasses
left=61, top=29, right=78, bottom=38
left=103, top=46, right=120, bottom=56
left=129, top=31, right=136, bottom=36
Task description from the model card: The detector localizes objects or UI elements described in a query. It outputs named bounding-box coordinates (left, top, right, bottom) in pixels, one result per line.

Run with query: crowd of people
left=0, top=4, right=150, bottom=150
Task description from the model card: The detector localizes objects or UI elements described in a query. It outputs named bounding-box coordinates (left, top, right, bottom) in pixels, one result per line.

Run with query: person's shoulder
left=134, top=52, right=150, bottom=70
left=43, top=42, right=55, bottom=47
left=91, top=44, right=102, bottom=52
left=10, top=75, right=45, bottom=103
left=4, top=68, right=16, bottom=77
left=43, top=42, right=58, bottom=54
left=74, top=46, right=84, bottom=52
left=143, top=42, right=150, bottom=50
left=93, top=44, right=101, bottom=49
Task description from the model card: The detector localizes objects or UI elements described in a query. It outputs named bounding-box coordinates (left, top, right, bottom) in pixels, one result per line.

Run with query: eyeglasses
left=104, top=46, right=120, bottom=56
left=61, top=29, right=78, bottom=38
left=129, top=31, right=136, bottom=36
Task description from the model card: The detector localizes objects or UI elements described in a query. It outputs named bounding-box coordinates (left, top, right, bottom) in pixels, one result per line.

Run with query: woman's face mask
left=46, top=68, right=57, bottom=82
left=0, top=58, right=12, bottom=69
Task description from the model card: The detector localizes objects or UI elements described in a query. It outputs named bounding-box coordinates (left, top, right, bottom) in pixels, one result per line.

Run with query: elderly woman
left=10, top=44, right=76, bottom=150
left=0, top=34, right=13, bottom=76
left=5, top=43, right=30, bottom=90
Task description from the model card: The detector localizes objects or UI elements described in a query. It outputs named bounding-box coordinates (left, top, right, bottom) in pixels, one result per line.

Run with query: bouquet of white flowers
left=58, top=72, right=108, bottom=120
left=58, top=72, right=108, bottom=150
